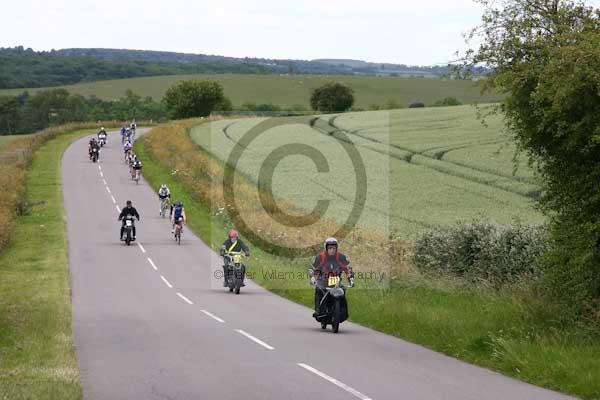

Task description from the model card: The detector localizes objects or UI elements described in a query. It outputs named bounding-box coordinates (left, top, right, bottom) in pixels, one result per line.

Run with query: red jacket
left=312, top=251, right=352, bottom=282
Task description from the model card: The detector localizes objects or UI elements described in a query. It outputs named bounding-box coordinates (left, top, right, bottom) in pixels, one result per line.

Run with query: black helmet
left=126, top=200, right=132, bottom=207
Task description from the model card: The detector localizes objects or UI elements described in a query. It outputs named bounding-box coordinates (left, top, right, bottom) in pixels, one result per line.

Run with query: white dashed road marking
left=176, top=292, right=194, bottom=305
left=201, top=310, right=226, bottom=323
left=137, top=242, right=146, bottom=253
left=297, top=363, right=372, bottom=400
left=147, top=258, right=158, bottom=271
left=160, top=275, right=173, bottom=288
left=235, top=329, right=275, bottom=350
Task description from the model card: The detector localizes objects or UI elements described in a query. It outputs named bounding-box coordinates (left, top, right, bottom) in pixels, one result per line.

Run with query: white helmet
left=324, top=237, right=338, bottom=250
left=101, top=127, right=105, bottom=130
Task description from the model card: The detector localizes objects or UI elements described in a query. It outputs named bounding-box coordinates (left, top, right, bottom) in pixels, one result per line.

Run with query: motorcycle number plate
left=233, top=254, right=242, bottom=264
left=328, top=276, right=340, bottom=286
left=126, top=220, right=132, bottom=226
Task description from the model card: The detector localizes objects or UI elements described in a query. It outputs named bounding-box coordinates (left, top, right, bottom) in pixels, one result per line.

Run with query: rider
left=309, top=237, right=354, bottom=317
left=120, top=126, right=127, bottom=142
left=98, top=126, right=107, bottom=137
left=219, top=229, right=250, bottom=287
left=88, top=137, right=100, bottom=159
left=158, top=184, right=171, bottom=215
left=132, top=156, right=143, bottom=178
left=130, top=119, right=137, bottom=139
left=128, top=152, right=136, bottom=174
left=123, top=138, right=132, bottom=157
left=118, top=200, right=140, bottom=240
left=170, top=200, right=186, bottom=233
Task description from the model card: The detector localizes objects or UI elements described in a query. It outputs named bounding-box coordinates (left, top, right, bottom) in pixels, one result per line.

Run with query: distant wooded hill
left=0, top=46, right=453, bottom=89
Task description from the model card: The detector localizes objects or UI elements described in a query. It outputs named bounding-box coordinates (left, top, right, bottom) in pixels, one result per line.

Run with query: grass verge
left=0, top=130, right=92, bottom=400
left=136, top=122, right=600, bottom=400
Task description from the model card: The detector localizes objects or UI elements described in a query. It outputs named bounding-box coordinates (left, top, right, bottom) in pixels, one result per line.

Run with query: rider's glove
left=310, top=276, right=317, bottom=286
left=349, top=277, right=355, bottom=288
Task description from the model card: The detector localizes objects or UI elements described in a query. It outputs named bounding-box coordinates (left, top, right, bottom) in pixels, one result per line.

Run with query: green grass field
left=0, top=130, right=91, bottom=399
left=0, top=74, right=499, bottom=109
left=190, top=105, right=542, bottom=239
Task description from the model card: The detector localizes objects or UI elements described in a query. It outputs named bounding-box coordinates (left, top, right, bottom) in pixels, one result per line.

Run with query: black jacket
left=220, top=238, right=249, bottom=256
left=118, top=206, right=140, bottom=221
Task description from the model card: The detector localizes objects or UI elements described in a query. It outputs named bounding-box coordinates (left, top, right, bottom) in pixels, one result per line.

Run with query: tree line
left=0, top=47, right=271, bottom=89
left=0, top=89, right=168, bottom=135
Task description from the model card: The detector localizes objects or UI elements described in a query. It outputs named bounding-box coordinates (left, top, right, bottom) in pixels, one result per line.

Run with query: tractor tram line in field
left=327, top=114, right=536, bottom=185
left=313, top=115, right=540, bottom=200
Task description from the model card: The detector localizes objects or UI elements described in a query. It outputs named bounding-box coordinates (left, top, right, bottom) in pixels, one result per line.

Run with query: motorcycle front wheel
left=332, top=300, right=341, bottom=333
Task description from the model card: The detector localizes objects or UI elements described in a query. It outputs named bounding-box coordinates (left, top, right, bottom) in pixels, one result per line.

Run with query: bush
left=408, top=102, right=425, bottom=108
left=310, top=82, right=354, bottom=112
left=384, top=99, right=403, bottom=110
left=163, top=79, right=230, bottom=118
left=431, top=97, right=462, bottom=107
left=240, top=102, right=282, bottom=112
left=413, top=220, right=549, bottom=283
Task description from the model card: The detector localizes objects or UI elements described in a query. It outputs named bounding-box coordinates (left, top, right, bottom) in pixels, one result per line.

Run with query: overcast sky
left=1, top=0, right=599, bottom=65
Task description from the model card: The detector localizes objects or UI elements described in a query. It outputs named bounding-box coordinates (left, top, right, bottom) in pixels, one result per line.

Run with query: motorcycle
left=173, top=217, right=183, bottom=244
left=224, top=251, right=246, bottom=294
left=121, top=216, right=136, bottom=246
left=98, top=134, right=107, bottom=147
left=91, top=147, right=99, bottom=163
left=314, top=274, right=350, bottom=333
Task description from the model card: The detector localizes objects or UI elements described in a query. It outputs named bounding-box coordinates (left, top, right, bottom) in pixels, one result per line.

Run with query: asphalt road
left=62, top=130, right=575, bottom=400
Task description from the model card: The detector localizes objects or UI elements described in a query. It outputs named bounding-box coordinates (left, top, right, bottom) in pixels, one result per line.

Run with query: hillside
left=59, top=48, right=452, bottom=77
left=0, top=47, right=269, bottom=89
left=0, top=47, right=455, bottom=89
